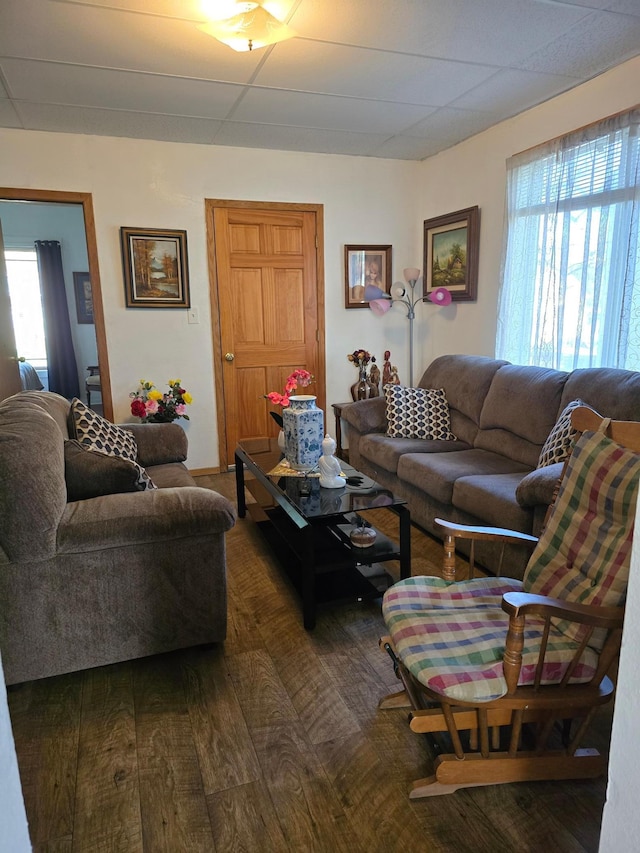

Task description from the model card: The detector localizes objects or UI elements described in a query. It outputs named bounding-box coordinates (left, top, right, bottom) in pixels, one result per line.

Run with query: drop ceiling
left=0, top=0, right=639, bottom=161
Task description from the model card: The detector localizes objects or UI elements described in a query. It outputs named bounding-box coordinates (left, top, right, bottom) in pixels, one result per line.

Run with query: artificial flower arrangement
left=130, top=379, right=192, bottom=423
left=347, top=349, right=376, bottom=370
left=265, top=368, right=314, bottom=427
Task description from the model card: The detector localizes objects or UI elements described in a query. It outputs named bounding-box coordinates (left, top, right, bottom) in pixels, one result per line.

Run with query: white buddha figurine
left=318, top=433, right=346, bottom=489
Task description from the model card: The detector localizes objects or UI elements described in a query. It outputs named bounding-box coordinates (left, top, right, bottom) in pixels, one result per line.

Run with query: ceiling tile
left=450, top=68, right=579, bottom=114
left=1, top=59, right=244, bottom=120
left=403, top=107, right=502, bottom=141
left=254, top=40, right=499, bottom=105
left=14, top=101, right=223, bottom=144
left=289, top=0, right=593, bottom=65
left=231, top=88, right=434, bottom=134
left=213, top=120, right=390, bottom=156
left=0, top=98, right=22, bottom=127
left=368, top=134, right=454, bottom=161
left=518, top=10, right=640, bottom=76
left=0, top=0, right=265, bottom=84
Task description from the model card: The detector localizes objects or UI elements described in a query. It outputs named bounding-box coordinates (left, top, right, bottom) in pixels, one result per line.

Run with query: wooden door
left=0, top=220, right=22, bottom=401
left=208, top=202, right=325, bottom=467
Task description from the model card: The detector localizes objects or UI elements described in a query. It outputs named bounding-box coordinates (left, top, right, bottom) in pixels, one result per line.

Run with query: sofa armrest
left=120, top=422, right=188, bottom=467
left=342, top=397, right=387, bottom=434
left=515, top=462, right=564, bottom=508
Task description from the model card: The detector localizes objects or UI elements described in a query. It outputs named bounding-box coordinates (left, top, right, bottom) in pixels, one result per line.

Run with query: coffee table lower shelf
left=249, top=503, right=399, bottom=625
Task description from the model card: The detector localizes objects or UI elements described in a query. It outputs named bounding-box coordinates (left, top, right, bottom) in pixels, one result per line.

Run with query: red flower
left=131, top=399, right=146, bottom=418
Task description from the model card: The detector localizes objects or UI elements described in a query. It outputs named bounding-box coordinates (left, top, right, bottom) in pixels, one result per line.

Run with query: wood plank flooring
left=7, top=472, right=609, bottom=852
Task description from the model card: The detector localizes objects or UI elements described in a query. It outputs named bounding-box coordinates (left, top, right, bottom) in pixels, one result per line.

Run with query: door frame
left=0, top=187, right=112, bottom=421
left=205, top=199, right=325, bottom=470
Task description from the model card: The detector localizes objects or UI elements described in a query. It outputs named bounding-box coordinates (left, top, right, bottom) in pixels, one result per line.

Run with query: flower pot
left=282, top=395, right=324, bottom=471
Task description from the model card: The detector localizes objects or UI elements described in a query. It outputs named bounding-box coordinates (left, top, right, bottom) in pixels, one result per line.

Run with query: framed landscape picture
left=344, top=244, right=392, bottom=308
left=120, top=227, right=190, bottom=308
left=73, top=271, right=94, bottom=324
left=423, top=206, right=479, bottom=302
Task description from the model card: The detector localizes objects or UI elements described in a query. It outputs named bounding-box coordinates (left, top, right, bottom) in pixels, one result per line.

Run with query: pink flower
left=175, top=403, right=186, bottom=415
left=265, top=369, right=314, bottom=409
left=145, top=399, right=159, bottom=414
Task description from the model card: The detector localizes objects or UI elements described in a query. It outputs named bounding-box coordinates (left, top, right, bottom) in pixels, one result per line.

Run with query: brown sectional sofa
left=342, top=354, right=640, bottom=579
left=0, top=390, right=237, bottom=685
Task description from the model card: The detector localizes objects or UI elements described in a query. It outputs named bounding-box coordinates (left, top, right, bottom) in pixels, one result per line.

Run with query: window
left=5, top=249, right=47, bottom=367
left=496, top=108, right=640, bottom=370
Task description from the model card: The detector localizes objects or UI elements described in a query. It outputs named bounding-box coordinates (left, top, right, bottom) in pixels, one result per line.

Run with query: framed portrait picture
left=344, top=244, right=392, bottom=308
left=423, top=206, right=479, bottom=302
left=73, top=271, right=94, bottom=324
left=120, top=227, right=190, bottom=308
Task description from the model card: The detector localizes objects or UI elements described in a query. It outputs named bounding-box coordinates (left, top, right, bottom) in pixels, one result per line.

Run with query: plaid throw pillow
left=385, top=385, right=456, bottom=440
left=536, top=399, right=584, bottom=469
left=70, top=398, right=156, bottom=491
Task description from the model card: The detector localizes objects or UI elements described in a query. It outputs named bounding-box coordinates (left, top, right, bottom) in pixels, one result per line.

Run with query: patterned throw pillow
left=536, top=399, right=584, bottom=469
left=384, top=385, right=456, bottom=440
left=70, top=398, right=156, bottom=490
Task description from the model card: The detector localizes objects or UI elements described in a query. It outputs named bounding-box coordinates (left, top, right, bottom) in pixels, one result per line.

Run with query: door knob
left=225, top=352, right=235, bottom=362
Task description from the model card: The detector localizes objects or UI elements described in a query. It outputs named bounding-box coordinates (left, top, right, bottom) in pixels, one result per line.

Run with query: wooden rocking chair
left=379, top=407, right=640, bottom=798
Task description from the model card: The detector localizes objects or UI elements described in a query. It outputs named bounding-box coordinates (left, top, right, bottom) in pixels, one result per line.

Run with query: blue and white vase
left=283, top=395, right=324, bottom=471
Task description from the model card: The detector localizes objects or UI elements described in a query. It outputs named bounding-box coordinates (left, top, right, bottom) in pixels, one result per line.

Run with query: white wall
left=0, top=654, right=31, bottom=852
left=414, top=55, right=640, bottom=372
left=600, top=491, right=640, bottom=850
left=0, top=132, right=420, bottom=468
left=0, top=56, right=637, bottom=471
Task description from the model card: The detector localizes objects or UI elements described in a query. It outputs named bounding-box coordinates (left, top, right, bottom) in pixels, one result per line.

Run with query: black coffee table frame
left=235, top=445, right=410, bottom=629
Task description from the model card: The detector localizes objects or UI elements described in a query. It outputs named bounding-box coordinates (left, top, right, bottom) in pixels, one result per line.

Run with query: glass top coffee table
left=235, top=441, right=410, bottom=629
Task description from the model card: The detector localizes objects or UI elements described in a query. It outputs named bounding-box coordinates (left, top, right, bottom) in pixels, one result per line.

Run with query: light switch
left=188, top=307, right=199, bottom=324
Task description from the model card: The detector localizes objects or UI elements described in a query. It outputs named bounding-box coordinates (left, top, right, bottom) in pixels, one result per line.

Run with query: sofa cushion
left=452, top=472, right=534, bottom=533
left=360, top=433, right=470, bottom=475
left=476, top=364, right=569, bottom=467
left=418, top=354, right=508, bottom=446
left=64, top=439, right=151, bottom=501
left=70, top=398, right=155, bottom=491
left=397, top=449, right=530, bottom=505
left=385, top=385, right=456, bottom=440
left=537, top=399, right=583, bottom=469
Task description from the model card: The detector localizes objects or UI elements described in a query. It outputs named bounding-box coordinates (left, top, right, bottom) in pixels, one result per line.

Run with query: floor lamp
left=364, top=268, right=452, bottom=386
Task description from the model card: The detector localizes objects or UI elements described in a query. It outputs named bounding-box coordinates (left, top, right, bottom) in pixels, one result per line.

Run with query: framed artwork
left=344, top=244, right=392, bottom=309
left=120, top=227, right=190, bottom=308
left=73, top=271, right=94, bottom=324
left=423, top=206, right=479, bottom=302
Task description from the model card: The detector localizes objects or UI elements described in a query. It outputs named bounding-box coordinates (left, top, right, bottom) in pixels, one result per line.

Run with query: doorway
left=0, top=189, right=112, bottom=420
left=206, top=200, right=325, bottom=469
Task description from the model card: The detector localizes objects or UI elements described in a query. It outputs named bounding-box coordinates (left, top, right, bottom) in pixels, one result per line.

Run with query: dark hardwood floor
left=7, top=472, right=609, bottom=852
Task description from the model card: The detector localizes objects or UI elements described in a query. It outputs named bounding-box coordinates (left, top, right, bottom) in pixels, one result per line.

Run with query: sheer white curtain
left=496, top=108, right=640, bottom=370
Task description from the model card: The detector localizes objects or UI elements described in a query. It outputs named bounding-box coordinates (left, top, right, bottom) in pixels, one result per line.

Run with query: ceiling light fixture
left=198, top=1, right=296, bottom=52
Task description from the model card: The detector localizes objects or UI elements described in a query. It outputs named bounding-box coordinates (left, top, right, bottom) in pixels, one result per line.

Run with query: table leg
left=302, top=526, right=317, bottom=630
left=235, top=453, right=246, bottom=518
left=398, top=506, right=411, bottom=580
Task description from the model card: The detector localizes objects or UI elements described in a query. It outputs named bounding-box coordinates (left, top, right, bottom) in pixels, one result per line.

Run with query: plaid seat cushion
left=382, top=576, right=600, bottom=703
left=524, top=428, right=640, bottom=649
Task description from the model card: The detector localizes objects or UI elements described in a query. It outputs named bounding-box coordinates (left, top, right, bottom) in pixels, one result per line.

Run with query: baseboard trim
left=189, top=466, right=222, bottom=476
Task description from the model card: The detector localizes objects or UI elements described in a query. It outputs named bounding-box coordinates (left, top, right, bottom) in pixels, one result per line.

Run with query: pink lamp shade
left=403, top=267, right=421, bottom=282
left=427, top=287, right=452, bottom=306
left=369, top=298, right=393, bottom=316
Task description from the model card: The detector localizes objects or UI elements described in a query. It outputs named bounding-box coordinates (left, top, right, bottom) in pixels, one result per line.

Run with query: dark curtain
left=35, top=240, right=80, bottom=399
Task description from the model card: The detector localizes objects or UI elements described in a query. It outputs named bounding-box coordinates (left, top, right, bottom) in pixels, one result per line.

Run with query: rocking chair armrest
left=434, top=518, right=539, bottom=546
left=502, top=592, right=625, bottom=630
